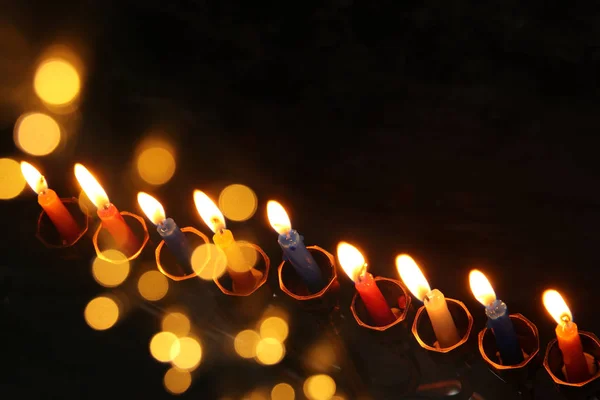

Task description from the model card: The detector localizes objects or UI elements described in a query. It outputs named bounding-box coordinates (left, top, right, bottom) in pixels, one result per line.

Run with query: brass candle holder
left=155, top=227, right=210, bottom=281
left=412, top=298, right=474, bottom=354
left=350, top=277, right=412, bottom=332
left=543, top=330, right=600, bottom=396
left=92, top=211, right=149, bottom=263
left=214, top=242, right=270, bottom=296
left=277, top=245, right=339, bottom=310
left=36, top=197, right=90, bottom=254
left=478, top=314, right=540, bottom=383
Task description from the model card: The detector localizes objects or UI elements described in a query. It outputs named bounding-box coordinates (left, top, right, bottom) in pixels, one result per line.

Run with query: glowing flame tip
left=266, top=200, right=292, bottom=235
left=543, top=289, right=573, bottom=325
left=74, top=163, right=110, bottom=209
left=468, top=269, right=497, bottom=307
left=396, top=254, right=431, bottom=302
left=20, top=161, right=48, bottom=194
left=193, top=190, right=225, bottom=233
left=336, top=241, right=367, bottom=282
left=137, top=192, right=166, bottom=226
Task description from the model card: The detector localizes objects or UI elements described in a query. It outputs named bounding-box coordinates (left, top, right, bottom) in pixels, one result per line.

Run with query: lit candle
left=469, top=270, right=523, bottom=365
left=396, top=254, right=460, bottom=348
left=74, top=163, right=139, bottom=256
left=137, top=192, right=193, bottom=274
left=266, top=200, right=324, bottom=293
left=337, top=242, right=395, bottom=326
left=193, top=190, right=256, bottom=293
left=543, top=289, right=590, bottom=382
left=20, top=161, right=80, bottom=243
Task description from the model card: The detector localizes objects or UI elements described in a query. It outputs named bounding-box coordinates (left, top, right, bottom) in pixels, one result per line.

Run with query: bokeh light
left=218, top=184, right=258, bottom=222
left=259, top=317, right=289, bottom=342
left=136, top=146, right=176, bottom=185
left=84, top=296, right=119, bottom=331
left=255, top=338, right=285, bottom=365
left=238, top=240, right=259, bottom=269
left=305, top=340, right=337, bottom=373
left=271, top=383, right=295, bottom=400
left=163, top=367, right=191, bottom=395
left=0, top=158, right=26, bottom=200
left=303, top=375, right=336, bottom=400
left=138, top=270, right=169, bottom=301
left=34, top=58, right=80, bottom=105
left=171, top=336, right=202, bottom=370
left=14, top=113, right=61, bottom=156
left=162, top=312, right=191, bottom=337
left=234, top=329, right=261, bottom=359
left=244, top=389, right=269, bottom=400
left=150, top=331, right=180, bottom=362
left=91, top=249, right=130, bottom=287
left=191, top=243, right=227, bottom=280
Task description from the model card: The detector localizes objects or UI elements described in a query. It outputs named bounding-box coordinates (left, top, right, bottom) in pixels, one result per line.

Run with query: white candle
left=396, top=254, right=460, bottom=348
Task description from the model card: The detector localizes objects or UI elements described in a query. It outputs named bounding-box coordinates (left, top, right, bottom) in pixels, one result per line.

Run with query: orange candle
left=193, top=190, right=256, bottom=293
left=543, top=289, right=591, bottom=382
left=74, top=163, right=139, bottom=256
left=21, top=162, right=80, bottom=243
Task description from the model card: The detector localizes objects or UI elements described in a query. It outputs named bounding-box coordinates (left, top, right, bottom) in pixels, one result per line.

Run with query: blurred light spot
left=136, top=146, right=176, bottom=185
left=91, top=249, right=130, bottom=287
left=271, top=383, right=295, bottom=400
left=0, top=158, right=26, bottom=200
left=305, top=340, right=337, bottom=373
left=34, top=58, right=80, bottom=105
left=244, top=389, right=269, bottom=400
left=303, top=375, right=336, bottom=400
left=14, top=113, right=61, bottom=156
left=218, top=184, right=257, bottom=222
left=162, top=312, right=190, bottom=337
left=234, top=329, right=261, bottom=359
left=138, top=270, right=169, bottom=301
left=163, top=367, right=191, bottom=395
left=191, top=243, right=227, bottom=280
left=331, top=395, right=346, bottom=400
left=171, top=336, right=202, bottom=370
left=150, top=331, right=180, bottom=362
left=78, top=190, right=95, bottom=216
left=84, top=296, right=119, bottom=330
left=255, top=338, right=285, bottom=365
left=238, top=240, right=259, bottom=268
left=260, top=317, right=289, bottom=342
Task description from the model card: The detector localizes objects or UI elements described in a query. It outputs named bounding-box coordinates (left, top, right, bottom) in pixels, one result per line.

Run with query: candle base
left=36, top=197, right=90, bottom=253
left=278, top=245, right=339, bottom=310
left=544, top=331, right=600, bottom=390
left=412, top=298, right=473, bottom=354
left=92, top=211, right=149, bottom=263
left=350, top=277, right=411, bottom=332
left=214, top=242, right=269, bottom=297
left=478, top=314, right=540, bottom=385
left=155, top=227, right=209, bottom=281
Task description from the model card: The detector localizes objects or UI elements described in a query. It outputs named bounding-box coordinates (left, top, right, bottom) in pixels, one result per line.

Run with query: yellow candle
left=396, top=254, right=460, bottom=348
left=543, top=290, right=590, bottom=382
left=193, top=190, right=256, bottom=293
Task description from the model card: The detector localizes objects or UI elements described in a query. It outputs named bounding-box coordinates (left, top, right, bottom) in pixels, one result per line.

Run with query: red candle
left=337, top=242, right=396, bottom=326
left=21, top=161, right=80, bottom=243
left=74, top=163, right=139, bottom=256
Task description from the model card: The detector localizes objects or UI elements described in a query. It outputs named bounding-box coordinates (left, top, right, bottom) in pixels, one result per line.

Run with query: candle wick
left=561, top=315, right=571, bottom=324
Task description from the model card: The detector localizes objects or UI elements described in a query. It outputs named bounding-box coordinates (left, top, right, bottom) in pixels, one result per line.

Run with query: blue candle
left=138, top=192, right=193, bottom=274
left=267, top=201, right=324, bottom=293
left=470, top=270, right=523, bottom=365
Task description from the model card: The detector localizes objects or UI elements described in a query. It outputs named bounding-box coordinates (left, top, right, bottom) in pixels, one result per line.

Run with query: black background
left=2, top=1, right=600, bottom=399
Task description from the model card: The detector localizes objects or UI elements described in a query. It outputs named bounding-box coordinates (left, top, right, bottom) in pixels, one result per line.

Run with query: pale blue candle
left=277, top=229, right=324, bottom=293
left=485, top=299, right=524, bottom=365
left=157, top=218, right=193, bottom=274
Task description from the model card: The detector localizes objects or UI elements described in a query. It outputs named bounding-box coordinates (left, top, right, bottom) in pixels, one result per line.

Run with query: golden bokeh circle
left=259, top=316, right=289, bottom=342
left=14, top=113, right=61, bottom=156
left=0, top=158, right=26, bottom=200
left=91, top=249, right=130, bottom=287
left=303, top=375, right=336, bottom=400
left=84, top=296, right=119, bottom=331
left=34, top=58, right=80, bottom=105
left=218, top=184, right=258, bottom=221
left=136, top=147, right=176, bottom=185
left=137, top=270, right=169, bottom=301
left=171, top=336, right=202, bottom=370
left=255, top=338, right=285, bottom=365
left=191, top=243, right=227, bottom=280
left=234, top=329, right=261, bottom=359
left=163, top=367, right=192, bottom=394
left=271, top=383, right=295, bottom=400
left=162, top=312, right=191, bottom=337
left=150, top=331, right=180, bottom=362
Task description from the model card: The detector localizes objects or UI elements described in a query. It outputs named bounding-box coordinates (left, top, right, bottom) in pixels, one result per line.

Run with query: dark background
left=1, top=1, right=600, bottom=399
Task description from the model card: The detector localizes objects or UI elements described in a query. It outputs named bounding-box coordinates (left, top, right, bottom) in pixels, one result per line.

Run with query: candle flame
left=266, top=200, right=292, bottom=235
left=336, top=242, right=367, bottom=282
left=20, top=161, right=48, bottom=194
left=74, top=163, right=110, bottom=209
left=193, top=190, right=226, bottom=233
left=395, top=254, right=431, bottom=302
left=468, top=269, right=497, bottom=307
left=543, top=289, right=573, bottom=325
left=137, top=192, right=166, bottom=226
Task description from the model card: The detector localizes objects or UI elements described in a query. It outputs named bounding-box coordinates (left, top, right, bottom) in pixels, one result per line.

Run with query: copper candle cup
left=412, top=298, right=474, bottom=354
left=478, top=314, right=540, bottom=382
left=350, top=277, right=412, bottom=332
left=543, top=331, right=600, bottom=392
left=154, top=226, right=209, bottom=281
left=36, top=197, right=90, bottom=252
left=92, top=211, right=149, bottom=263
left=277, top=245, right=339, bottom=310
left=213, top=241, right=270, bottom=297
